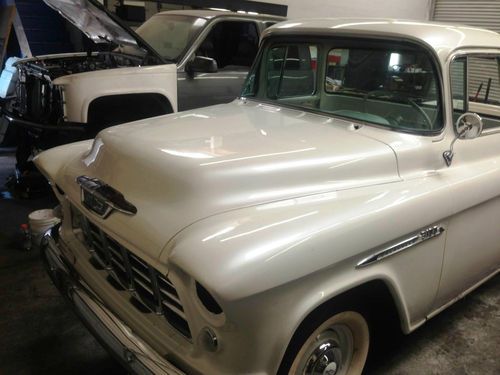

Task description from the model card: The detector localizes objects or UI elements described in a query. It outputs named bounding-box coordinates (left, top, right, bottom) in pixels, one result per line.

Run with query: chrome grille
left=74, top=209, right=191, bottom=339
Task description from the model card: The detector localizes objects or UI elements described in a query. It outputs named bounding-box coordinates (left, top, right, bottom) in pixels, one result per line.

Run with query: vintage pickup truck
left=36, top=18, right=500, bottom=375
left=0, top=0, right=282, bottom=173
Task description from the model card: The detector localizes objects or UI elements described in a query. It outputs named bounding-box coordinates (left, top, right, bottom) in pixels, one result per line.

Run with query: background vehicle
left=35, top=19, right=500, bottom=374
left=0, top=0, right=282, bottom=175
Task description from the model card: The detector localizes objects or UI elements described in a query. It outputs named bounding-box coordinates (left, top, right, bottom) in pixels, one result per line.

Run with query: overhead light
left=237, top=10, right=246, bottom=14
left=209, top=7, right=229, bottom=12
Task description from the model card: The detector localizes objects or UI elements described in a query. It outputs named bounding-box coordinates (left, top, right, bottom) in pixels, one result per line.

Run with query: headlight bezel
left=191, top=280, right=226, bottom=327
left=196, top=281, right=223, bottom=315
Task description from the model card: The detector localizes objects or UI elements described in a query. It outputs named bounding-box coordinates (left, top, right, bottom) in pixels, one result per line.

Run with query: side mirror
left=455, top=112, right=483, bottom=139
left=443, top=112, right=483, bottom=166
left=186, top=56, right=218, bottom=77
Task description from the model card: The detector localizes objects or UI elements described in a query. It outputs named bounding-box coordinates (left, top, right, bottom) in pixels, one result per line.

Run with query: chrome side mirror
left=443, top=112, right=483, bottom=166
left=455, top=112, right=483, bottom=139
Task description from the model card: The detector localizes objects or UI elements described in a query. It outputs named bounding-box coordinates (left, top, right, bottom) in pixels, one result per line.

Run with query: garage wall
left=253, top=0, right=432, bottom=20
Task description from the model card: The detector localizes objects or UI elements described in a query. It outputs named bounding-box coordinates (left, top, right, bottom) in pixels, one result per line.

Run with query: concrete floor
left=0, top=152, right=498, bottom=375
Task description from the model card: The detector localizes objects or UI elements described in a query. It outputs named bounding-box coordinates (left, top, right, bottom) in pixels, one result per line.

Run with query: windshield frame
left=241, top=35, right=445, bottom=136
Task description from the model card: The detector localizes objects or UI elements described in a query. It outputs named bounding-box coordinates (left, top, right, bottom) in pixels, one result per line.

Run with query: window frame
left=178, top=17, right=260, bottom=70
left=449, top=49, right=500, bottom=136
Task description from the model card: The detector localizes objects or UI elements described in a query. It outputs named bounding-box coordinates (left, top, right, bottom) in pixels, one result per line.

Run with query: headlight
left=195, top=282, right=223, bottom=315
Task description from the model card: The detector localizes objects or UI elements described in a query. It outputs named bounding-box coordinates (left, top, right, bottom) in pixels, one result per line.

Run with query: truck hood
left=43, top=0, right=163, bottom=61
left=55, top=100, right=400, bottom=260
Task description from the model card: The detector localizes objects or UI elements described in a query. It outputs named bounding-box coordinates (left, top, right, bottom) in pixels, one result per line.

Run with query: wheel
left=287, top=311, right=369, bottom=375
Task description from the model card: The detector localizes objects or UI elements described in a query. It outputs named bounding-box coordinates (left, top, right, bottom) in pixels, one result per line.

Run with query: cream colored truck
left=36, top=18, right=500, bottom=375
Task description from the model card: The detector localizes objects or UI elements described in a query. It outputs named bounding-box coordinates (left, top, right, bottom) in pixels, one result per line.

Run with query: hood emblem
left=77, top=176, right=137, bottom=219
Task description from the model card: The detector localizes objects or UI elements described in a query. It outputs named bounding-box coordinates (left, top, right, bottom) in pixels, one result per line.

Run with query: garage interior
left=0, top=0, right=499, bottom=374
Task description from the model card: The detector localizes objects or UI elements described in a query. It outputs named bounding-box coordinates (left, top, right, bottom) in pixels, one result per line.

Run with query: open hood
left=43, top=0, right=164, bottom=61
left=44, top=0, right=137, bottom=46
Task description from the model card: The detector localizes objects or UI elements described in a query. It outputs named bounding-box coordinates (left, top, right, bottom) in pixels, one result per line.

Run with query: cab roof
left=263, top=18, right=500, bottom=62
left=156, top=9, right=284, bottom=22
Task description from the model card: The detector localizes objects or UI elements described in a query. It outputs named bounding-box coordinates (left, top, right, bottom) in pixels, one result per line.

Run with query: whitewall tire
left=288, top=311, right=369, bottom=375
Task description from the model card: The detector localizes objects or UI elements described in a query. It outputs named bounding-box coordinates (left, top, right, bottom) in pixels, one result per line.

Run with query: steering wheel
left=407, top=98, right=433, bottom=129
left=363, top=90, right=433, bottom=129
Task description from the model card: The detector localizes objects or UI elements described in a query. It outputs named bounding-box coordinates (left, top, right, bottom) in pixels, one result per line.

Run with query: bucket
left=28, top=208, right=61, bottom=248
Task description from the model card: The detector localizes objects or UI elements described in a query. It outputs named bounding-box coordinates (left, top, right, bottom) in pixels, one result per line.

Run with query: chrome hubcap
left=303, top=325, right=353, bottom=375
left=324, top=362, right=338, bottom=375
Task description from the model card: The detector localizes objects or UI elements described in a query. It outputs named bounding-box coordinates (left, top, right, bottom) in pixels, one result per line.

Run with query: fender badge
left=356, top=225, right=445, bottom=268
left=76, top=176, right=137, bottom=219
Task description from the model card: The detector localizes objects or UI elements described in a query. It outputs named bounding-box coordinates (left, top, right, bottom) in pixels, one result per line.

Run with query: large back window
left=242, top=38, right=443, bottom=133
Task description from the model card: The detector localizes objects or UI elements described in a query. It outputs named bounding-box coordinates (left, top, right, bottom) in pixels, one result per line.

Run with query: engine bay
left=11, top=52, right=148, bottom=124
left=2, top=51, right=156, bottom=172
left=19, top=51, right=145, bottom=80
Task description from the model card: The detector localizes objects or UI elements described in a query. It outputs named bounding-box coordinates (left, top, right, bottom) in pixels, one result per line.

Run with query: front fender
left=162, top=174, right=454, bottom=333
left=53, top=64, right=178, bottom=123
left=33, top=140, right=93, bottom=184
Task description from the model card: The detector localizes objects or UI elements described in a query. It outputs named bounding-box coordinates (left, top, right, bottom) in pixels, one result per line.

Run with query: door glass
left=195, top=21, right=259, bottom=69
left=468, top=56, right=500, bottom=105
left=451, top=55, right=500, bottom=129
left=450, top=57, right=466, bottom=118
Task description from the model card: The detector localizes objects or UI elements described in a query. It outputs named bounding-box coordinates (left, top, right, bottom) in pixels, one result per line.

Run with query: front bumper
left=41, top=231, right=185, bottom=375
left=3, top=110, right=85, bottom=133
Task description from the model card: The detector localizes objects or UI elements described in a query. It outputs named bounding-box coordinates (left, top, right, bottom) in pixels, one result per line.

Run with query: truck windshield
left=136, top=14, right=207, bottom=62
left=242, top=38, right=443, bottom=133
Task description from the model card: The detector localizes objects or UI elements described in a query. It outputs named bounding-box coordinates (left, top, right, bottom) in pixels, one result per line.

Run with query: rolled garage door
left=432, top=0, right=500, bottom=33
left=433, top=0, right=500, bottom=103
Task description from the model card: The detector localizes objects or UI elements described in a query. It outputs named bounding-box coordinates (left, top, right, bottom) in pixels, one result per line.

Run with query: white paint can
left=28, top=208, right=61, bottom=248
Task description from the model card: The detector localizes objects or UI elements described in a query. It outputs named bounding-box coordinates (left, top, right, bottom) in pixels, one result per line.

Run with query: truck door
left=177, top=20, right=260, bottom=111
left=434, top=53, right=500, bottom=309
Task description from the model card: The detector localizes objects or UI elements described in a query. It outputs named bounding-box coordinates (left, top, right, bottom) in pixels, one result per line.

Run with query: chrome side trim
left=77, top=175, right=137, bottom=219
left=356, top=226, right=445, bottom=268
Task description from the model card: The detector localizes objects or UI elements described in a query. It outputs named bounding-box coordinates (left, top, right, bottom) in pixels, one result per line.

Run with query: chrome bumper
left=41, top=231, right=185, bottom=375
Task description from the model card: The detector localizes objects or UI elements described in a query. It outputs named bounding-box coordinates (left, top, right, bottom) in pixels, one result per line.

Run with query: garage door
left=433, top=0, right=500, bottom=32
left=433, top=0, right=500, bottom=103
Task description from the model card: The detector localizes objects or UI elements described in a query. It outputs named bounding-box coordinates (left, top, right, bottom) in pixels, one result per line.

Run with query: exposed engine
left=0, top=51, right=152, bottom=178
left=11, top=52, right=145, bottom=124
